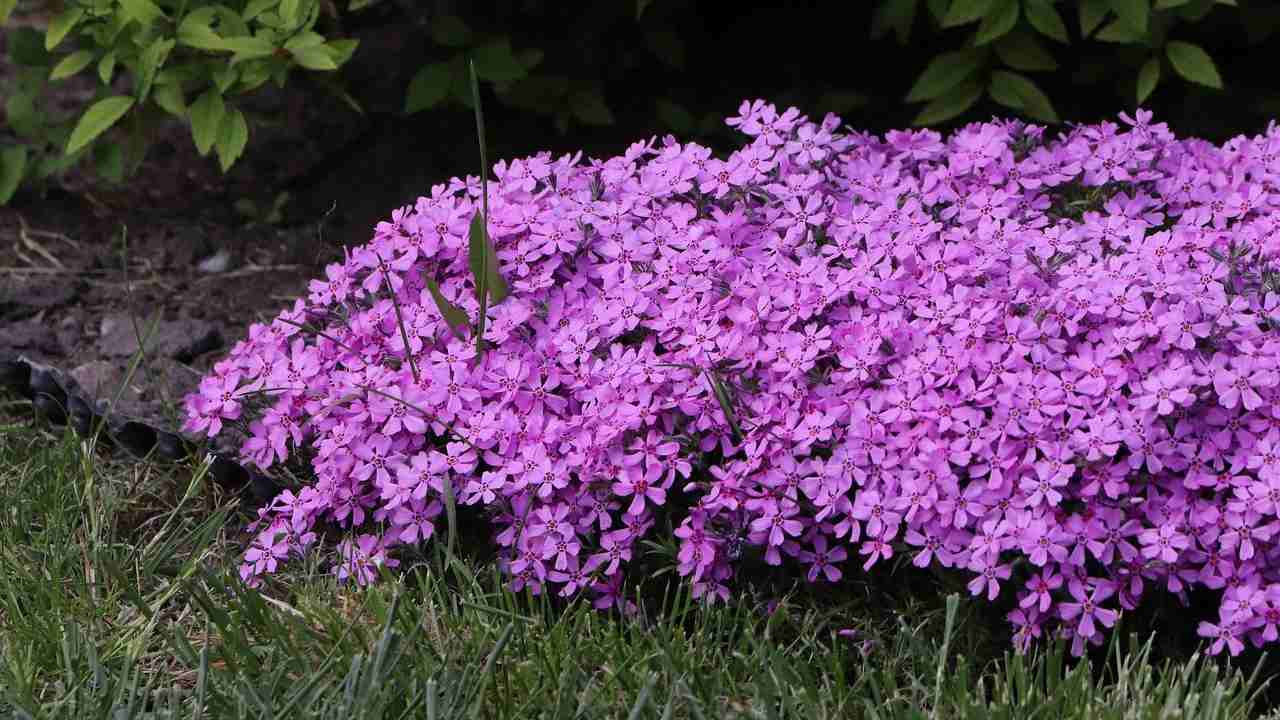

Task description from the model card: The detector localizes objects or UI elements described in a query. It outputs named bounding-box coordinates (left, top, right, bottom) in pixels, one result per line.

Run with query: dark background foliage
left=4, top=0, right=1280, bottom=223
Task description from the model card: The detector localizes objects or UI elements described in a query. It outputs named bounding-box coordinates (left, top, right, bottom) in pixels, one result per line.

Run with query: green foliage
left=0, top=0, right=359, bottom=204
left=0, top=425, right=1273, bottom=718
left=889, top=0, right=1234, bottom=126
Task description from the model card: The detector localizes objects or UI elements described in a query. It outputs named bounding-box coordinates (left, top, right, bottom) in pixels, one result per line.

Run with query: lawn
left=0, top=421, right=1274, bottom=719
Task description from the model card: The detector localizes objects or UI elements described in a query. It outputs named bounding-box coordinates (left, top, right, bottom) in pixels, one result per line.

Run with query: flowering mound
left=185, top=102, right=1280, bottom=656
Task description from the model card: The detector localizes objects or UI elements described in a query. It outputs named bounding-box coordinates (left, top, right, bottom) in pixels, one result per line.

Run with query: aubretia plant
left=185, top=100, right=1280, bottom=657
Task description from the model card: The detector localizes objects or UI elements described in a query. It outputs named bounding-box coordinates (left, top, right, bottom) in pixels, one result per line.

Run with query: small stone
left=196, top=249, right=235, bottom=274
left=97, top=314, right=222, bottom=362
left=0, top=317, right=63, bottom=355
left=0, top=276, right=78, bottom=311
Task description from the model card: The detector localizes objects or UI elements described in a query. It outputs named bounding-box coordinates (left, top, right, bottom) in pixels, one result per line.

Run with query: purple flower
left=185, top=102, right=1280, bottom=657
left=1059, top=583, right=1118, bottom=639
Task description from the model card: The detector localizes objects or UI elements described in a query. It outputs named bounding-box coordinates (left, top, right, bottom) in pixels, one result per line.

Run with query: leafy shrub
left=186, top=102, right=1280, bottom=656
left=0, top=0, right=357, bottom=203
left=883, top=0, right=1236, bottom=126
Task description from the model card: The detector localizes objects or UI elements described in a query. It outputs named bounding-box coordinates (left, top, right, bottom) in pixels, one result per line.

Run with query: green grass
left=0, top=422, right=1275, bottom=719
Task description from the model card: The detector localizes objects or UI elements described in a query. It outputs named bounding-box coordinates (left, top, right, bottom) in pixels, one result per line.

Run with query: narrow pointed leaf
left=66, top=96, right=134, bottom=155
left=0, top=145, right=28, bottom=204
left=989, top=70, right=1059, bottom=122
left=45, top=7, right=83, bottom=50
left=1078, top=0, right=1110, bottom=37
left=941, top=0, right=994, bottom=26
left=425, top=277, right=470, bottom=339
left=906, top=49, right=984, bottom=102
left=1024, top=0, right=1069, bottom=42
left=1166, top=41, right=1222, bottom=88
left=404, top=62, right=452, bottom=114
left=215, top=106, right=248, bottom=171
left=50, top=50, right=95, bottom=80
left=994, top=31, right=1058, bottom=71
left=469, top=210, right=489, bottom=306
left=974, top=0, right=1019, bottom=45
left=706, top=370, right=743, bottom=442
left=1137, top=56, right=1161, bottom=104
left=1110, top=0, right=1149, bottom=35
left=485, top=240, right=509, bottom=304
left=912, top=78, right=983, bottom=126
left=188, top=89, right=225, bottom=156
left=469, top=209, right=490, bottom=351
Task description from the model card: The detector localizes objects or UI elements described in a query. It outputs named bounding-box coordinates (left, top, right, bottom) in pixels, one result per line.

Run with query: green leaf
left=1155, top=0, right=1191, bottom=6
left=941, top=0, right=993, bottom=27
left=93, top=140, right=125, bottom=183
left=484, top=238, right=507, bottom=304
left=466, top=212, right=509, bottom=306
left=214, top=5, right=251, bottom=36
left=327, top=38, right=359, bottom=65
left=472, top=39, right=526, bottom=84
left=404, top=62, right=453, bottom=114
left=706, top=371, right=743, bottom=442
left=424, top=278, right=470, bottom=340
left=36, top=150, right=77, bottom=179
left=5, top=93, right=42, bottom=139
left=905, top=49, right=984, bottom=102
left=994, top=31, right=1058, bottom=71
left=50, top=50, right=96, bottom=80
left=242, top=0, right=276, bottom=20
left=656, top=98, right=695, bottom=134
left=988, top=70, right=1059, bottom=122
left=469, top=210, right=489, bottom=310
left=0, top=145, right=28, bottom=205
left=1024, top=0, right=1069, bottom=42
left=291, top=46, right=337, bottom=70
left=1166, top=41, right=1222, bottom=88
left=45, top=7, right=84, bottom=50
left=1078, top=0, right=1110, bottom=37
left=974, top=0, right=1019, bottom=44
left=219, top=35, right=275, bottom=60
left=912, top=78, right=983, bottom=125
left=1136, top=56, right=1161, bottom=104
left=1095, top=17, right=1145, bottom=42
left=569, top=90, right=614, bottom=126
left=66, top=96, right=134, bottom=155
left=0, top=0, right=17, bottom=24
left=120, top=0, right=165, bottom=29
left=1174, top=0, right=1217, bottom=22
left=871, top=0, right=918, bottom=43
left=189, top=89, right=225, bottom=156
left=279, top=0, right=301, bottom=26
left=1110, top=0, right=1149, bottom=34
left=177, top=11, right=223, bottom=49
left=211, top=63, right=237, bottom=93
left=153, top=81, right=186, bottom=116
left=430, top=15, right=472, bottom=47
left=135, top=39, right=174, bottom=102
left=215, top=106, right=248, bottom=171
left=284, top=31, right=325, bottom=51
left=97, top=50, right=117, bottom=85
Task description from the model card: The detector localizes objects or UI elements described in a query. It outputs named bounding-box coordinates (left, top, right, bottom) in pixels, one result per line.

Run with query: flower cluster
left=185, top=102, right=1280, bottom=655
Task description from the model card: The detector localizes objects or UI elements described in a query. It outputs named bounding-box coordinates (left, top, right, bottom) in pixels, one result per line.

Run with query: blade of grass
left=377, top=251, right=421, bottom=384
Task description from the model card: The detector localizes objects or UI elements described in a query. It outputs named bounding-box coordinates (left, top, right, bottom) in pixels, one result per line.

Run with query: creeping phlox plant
left=184, top=101, right=1280, bottom=657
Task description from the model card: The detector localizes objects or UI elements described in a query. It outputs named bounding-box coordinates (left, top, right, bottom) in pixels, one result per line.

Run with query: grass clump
left=0, top=423, right=1273, bottom=718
